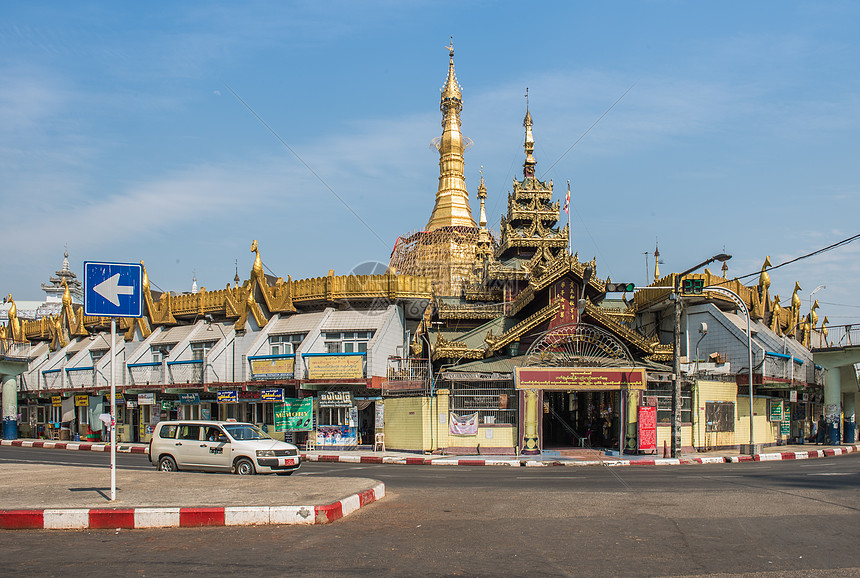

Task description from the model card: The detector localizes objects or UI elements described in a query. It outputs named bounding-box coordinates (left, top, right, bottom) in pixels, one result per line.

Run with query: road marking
left=0, top=457, right=151, bottom=470
left=807, top=472, right=854, bottom=476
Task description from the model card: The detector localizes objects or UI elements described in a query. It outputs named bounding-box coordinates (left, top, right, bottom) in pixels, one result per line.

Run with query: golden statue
left=770, top=294, right=782, bottom=335
left=758, top=256, right=772, bottom=308
left=810, top=299, right=820, bottom=329
left=5, top=294, right=22, bottom=341
left=822, top=316, right=829, bottom=346
left=789, top=282, right=802, bottom=335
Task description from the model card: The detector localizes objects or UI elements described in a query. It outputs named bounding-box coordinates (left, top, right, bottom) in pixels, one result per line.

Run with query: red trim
left=179, top=507, right=225, bottom=527
left=89, top=509, right=136, bottom=529
left=405, top=457, right=428, bottom=465
left=456, top=459, right=485, bottom=466
left=360, top=456, right=383, bottom=464
left=314, top=501, right=343, bottom=524
left=0, top=510, right=43, bottom=529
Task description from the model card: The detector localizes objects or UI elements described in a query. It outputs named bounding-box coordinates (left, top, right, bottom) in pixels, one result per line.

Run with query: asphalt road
left=2, top=446, right=859, bottom=577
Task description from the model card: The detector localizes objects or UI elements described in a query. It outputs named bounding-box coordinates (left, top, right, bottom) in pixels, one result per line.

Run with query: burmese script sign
left=307, top=355, right=364, bottom=380
left=250, top=356, right=295, bottom=380
left=514, top=367, right=647, bottom=391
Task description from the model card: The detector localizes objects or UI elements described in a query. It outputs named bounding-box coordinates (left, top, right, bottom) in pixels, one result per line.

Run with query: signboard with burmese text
left=514, top=367, right=647, bottom=391
left=306, top=354, right=364, bottom=380
left=249, top=356, right=295, bottom=380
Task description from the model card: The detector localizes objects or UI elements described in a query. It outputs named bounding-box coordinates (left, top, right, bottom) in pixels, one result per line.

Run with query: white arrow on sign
left=93, top=273, right=135, bottom=307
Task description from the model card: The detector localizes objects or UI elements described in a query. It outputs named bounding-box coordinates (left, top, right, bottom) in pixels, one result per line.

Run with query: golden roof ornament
left=758, top=256, right=772, bottom=308
left=770, top=294, right=782, bottom=335
left=426, top=39, right=475, bottom=230
left=653, top=244, right=660, bottom=282
left=523, top=88, right=536, bottom=177
left=477, top=166, right=488, bottom=228
left=810, top=299, right=820, bottom=328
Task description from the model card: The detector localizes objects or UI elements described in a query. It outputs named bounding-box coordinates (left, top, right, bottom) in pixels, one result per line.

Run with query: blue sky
left=2, top=1, right=859, bottom=326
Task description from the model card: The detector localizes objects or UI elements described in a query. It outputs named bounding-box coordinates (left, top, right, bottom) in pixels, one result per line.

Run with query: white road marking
left=807, top=472, right=854, bottom=476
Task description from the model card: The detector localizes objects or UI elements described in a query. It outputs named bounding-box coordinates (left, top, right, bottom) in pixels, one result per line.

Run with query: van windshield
left=222, top=423, right=271, bottom=441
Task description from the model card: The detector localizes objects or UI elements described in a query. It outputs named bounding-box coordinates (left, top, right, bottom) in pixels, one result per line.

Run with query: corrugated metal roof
left=89, top=333, right=123, bottom=350
left=268, top=311, right=328, bottom=335
left=443, top=355, right=525, bottom=375
left=65, top=338, right=91, bottom=354
left=321, top=309, right=389, bottom=332
left=151, top=324, right=197, bottom=345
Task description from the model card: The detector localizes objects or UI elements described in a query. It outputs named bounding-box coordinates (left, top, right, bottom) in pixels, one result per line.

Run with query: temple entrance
left=542, top=390, right=621, bottom=450
left=518, top=323, right=640, bottom=455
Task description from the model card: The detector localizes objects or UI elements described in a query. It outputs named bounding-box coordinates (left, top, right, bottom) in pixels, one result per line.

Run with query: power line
left=709, top=232, right=860, bottom=286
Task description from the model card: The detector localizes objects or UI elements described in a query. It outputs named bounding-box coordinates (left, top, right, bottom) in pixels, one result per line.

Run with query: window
left=91, top=350, right=106, bottom=364
left=190, top=341, right=217, bottom=361
left=151, top=346, right=170, bottom=363
left=705, top=402, right=735, bottom=432
left=269, top=333, right=304, bottom=355
left=644, top=383, right=692, bottom=424
left=178, top=425, right=201, bottom=440
left=159, top=424, right=178, bottom=439
left=323, top=331, right=374, bottom=354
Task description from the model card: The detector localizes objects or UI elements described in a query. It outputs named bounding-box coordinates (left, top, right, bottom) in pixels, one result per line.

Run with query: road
left=2, top=446, right=859, bottom=577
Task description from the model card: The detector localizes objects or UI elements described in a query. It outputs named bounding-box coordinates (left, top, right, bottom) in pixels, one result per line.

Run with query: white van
left=149, top=420, right=301, bottom=475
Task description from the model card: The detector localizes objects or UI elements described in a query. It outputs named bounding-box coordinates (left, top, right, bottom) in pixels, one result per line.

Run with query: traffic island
left=0, top=464, right=384, bottom=530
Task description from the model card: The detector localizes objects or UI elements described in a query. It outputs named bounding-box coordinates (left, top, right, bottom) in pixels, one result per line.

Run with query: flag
left=563, top=182, right=570, bottom=215
left=449, top=412, right=478, bottom=436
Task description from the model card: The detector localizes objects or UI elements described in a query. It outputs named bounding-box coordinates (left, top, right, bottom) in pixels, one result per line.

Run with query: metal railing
left=167, top=360, right=204, bottom=384
left=384, top=357, right=430, bottom=396
left=128, top=362, right=164, bottom=386
left=0, top=338, right=31, bottom=361
left=448, top=381, right=518, bottom=425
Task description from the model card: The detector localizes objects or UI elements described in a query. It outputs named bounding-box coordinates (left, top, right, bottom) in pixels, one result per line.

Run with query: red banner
left=514, top=367, right=647, bottom=390
left=637, top=405, right=657, bottom=452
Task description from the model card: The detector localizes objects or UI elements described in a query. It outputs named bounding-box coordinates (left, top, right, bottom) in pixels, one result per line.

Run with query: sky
left=2, top=1, right=859, bottom=329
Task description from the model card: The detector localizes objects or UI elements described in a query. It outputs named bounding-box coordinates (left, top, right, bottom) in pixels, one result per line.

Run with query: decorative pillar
left=521, top=389, right=540, bottom=455
left=824, top=366, right=841, bottom=445
left=2, top=374, right=17, bottom=440
left=843, top=391, right=856, bottom=444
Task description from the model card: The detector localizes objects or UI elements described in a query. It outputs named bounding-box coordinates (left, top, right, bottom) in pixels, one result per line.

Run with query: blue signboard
left=179, top=393, right=200, bottom=405
left=217, top=390, right=238, bottom=403
left=83, top=261, right=143, bottom=318
left=260, top=388, right=285, bottom=403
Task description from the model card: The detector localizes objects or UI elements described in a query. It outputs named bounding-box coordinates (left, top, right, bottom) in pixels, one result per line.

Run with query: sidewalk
left=3, top=437, right=859, bottom=467
left=0, top=459, right=384, bottom=530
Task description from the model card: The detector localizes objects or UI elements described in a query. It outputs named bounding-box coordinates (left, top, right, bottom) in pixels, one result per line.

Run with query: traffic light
left=680, top=278, right=705, bottom=295
left=605, top=282, right=636, bottom=293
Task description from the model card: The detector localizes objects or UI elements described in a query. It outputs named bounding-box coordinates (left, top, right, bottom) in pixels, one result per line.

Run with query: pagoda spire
left=426, top=39, right=476, bottom=231
left=523, top=88, right=536, bottom=177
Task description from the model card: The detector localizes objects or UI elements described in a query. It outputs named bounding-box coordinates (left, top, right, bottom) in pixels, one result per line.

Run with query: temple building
left=2, top=47, right=848, bottom=454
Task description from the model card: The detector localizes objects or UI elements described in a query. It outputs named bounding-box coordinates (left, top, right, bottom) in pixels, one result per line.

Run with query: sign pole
left=110, top=318, right=116, bottom=501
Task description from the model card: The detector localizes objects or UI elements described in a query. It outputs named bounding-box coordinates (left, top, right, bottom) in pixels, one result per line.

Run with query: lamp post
left=671, top=253, right=731, bottom=458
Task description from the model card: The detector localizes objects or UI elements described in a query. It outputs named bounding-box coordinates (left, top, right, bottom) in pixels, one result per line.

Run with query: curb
left=300, top=444, right=860, bottom=467
left=0, top=482, right=384, bottom=530
left=1, top=439, right=148, bottom=454
left=6, top=439, right=859, bottom=468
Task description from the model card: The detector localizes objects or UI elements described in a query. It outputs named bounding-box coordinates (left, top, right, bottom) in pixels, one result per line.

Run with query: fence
left=128, top=362, right=164, bottom=386
left=167, top=360, right=204, bottom=385
left=385, top=357, right=429, bottom=396
left=447, top=378, right=518, bottom=426
left=0, top=338, right=31, bottom=361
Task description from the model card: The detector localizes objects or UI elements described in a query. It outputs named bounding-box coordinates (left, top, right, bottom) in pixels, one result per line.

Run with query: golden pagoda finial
left=653, top=243, right=660, bottom=282
left=721, top=260, right=728, bottom=278
left=426, top=41, right=475, bottom=230
left=477, top=166, right=487, bottom=228
left=523, top=88, right=537, bottom=178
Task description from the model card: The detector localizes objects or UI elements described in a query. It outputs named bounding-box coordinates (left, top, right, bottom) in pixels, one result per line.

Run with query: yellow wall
left=690, top=379, right=782, bottom=448
left=382, top=390, right=450, bottom=452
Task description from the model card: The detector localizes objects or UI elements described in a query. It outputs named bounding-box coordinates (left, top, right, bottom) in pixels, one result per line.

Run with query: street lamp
left=671, top=253, right=732, bottom=458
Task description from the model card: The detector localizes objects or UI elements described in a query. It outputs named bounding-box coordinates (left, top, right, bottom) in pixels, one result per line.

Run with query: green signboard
left=768, top=400, right=783, bottom=422
left=275, top=398, right=313, bottom=432
left=780, top=420, right=790, bottom=436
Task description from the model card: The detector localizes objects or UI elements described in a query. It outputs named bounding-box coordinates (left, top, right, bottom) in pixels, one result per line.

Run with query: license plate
left=278, top=457, right=297, bottom=467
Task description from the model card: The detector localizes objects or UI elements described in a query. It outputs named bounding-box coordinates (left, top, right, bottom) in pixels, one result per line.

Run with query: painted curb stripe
left=179, top=507, right=225, bottom=527
left=0, top=510, right=43, bottom=529
left=89, top=508, right=136, bottom=529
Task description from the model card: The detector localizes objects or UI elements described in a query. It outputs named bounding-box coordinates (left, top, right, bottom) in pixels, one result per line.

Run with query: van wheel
left=235, top=458, right=255, bottom=475
left=158, top=455, right=177, bottom=472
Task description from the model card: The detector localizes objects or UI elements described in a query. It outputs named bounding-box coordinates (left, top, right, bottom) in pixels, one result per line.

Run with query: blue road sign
left=83, top=261, right=143, bottom=318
